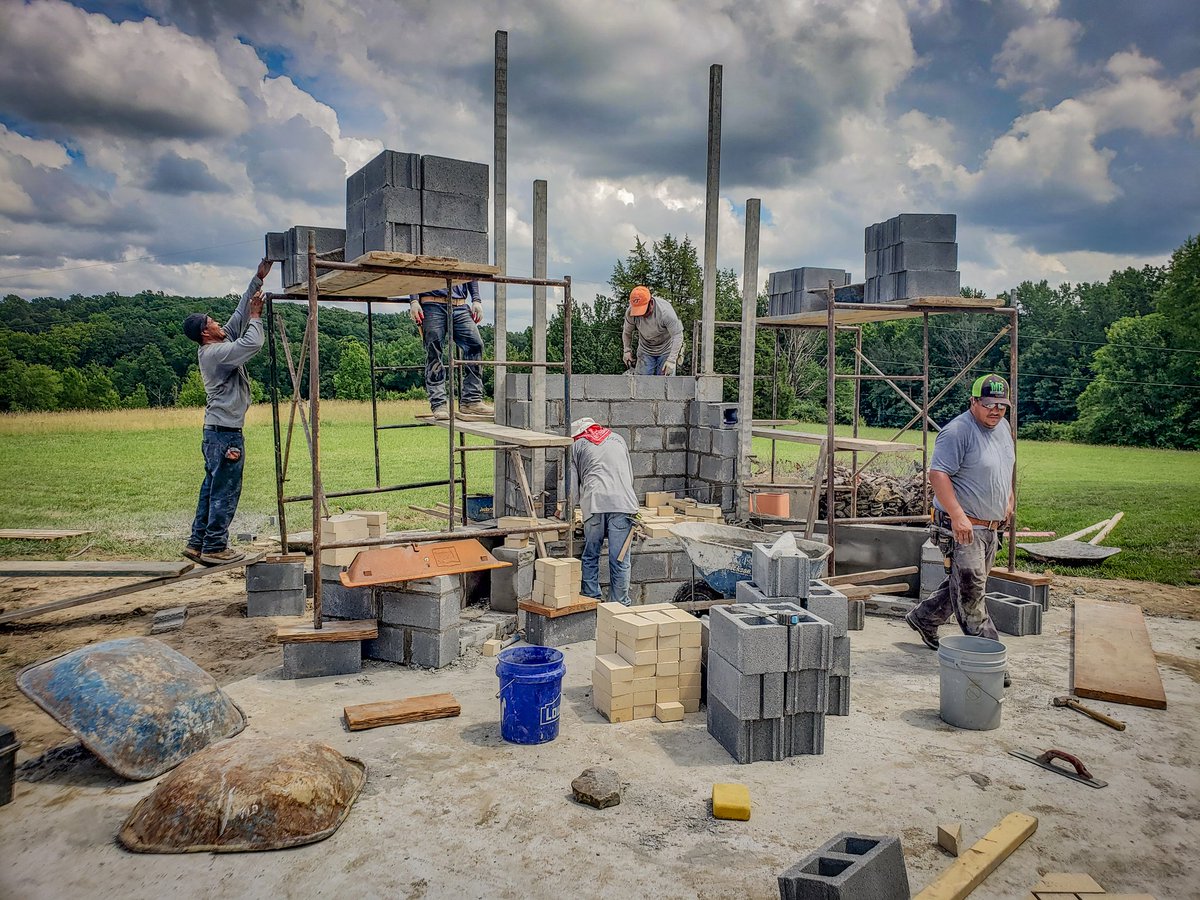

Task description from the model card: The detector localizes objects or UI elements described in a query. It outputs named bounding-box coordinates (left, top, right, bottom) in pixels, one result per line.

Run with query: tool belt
left=416, top=295, right=470, bottom=306
left=932, top=509, right=1003, bottom=531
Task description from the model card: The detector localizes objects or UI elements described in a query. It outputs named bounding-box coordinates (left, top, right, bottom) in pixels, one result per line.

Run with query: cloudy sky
left=0, top=0, right=1197, bottom=327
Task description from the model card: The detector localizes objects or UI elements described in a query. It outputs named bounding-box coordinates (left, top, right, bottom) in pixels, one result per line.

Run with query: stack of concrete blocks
left=345, top=150, right=488, bottom=264
left=489, top=516, right=538, bottom=613
left=592, top=603, right=701, bottom=723
left=767, top=267, right=852, bottom=316
left=370, top=574, right=463, bottom=668
left=279, top=225, right=346, bottom=291
left=344, top=509, right=388, bottom=540
left=864, top=213, right=959, bottom=303
left=245, top=556, right=307, bottom=618
left=985, top=591, right=1043, bottom=636
left=920, top=538, right=948, bottom=600
left=532, top=557, right=581, bottom=608
left=987, top=571, right=1050, bottom=611
left=777, top=833, right=910, bottom=900
left=318, top=515, right=376, bottom=622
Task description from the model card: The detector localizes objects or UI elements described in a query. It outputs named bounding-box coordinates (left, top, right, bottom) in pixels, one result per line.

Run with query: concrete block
left=524, top=608, right=596, bottom=648
left=581, top=375, right=632, bottom=401
left=632, top=427, right=665, bottom=452
left=363, top=623, right=406, bottom=664
left=689, top=426, right=713, bottom=454
left=420, top=155, right=488, bottom=197
left=711, top=428, right=739, bottom=458
left=894, top=240, right=957, bottom=271
left=629, top=375, right=667, bottom=400
left=246, top=588, right=306, bottom=618
left=785, top=670, right=829, bottom=715
left=421, top=226, right=487, bottom=264
left=752, top=539, right=823, bottom=598
left=708, top=606, right=789, bottom=676
left=641, top=580, right=688, bottom=604
left=778, top=833, right=908, bottom=900
left=706, top=648, right=761, bottom=719
left=831, top=636, right=851, bottom=677
left=630, top=551, right=670, bottom=583
left=827, top=675, right=850, bottom=716
left=664, top=426, right=688, bottom=449
left=706, top=695, right=783, bottom=764
left=985, top=592, right=1043, bottom=636
left=608, top=401, right=658, bottom=426
left=246, top=561, right=305, bottom=593
left=490, top=545, right=534, bottom=612
left=629, top=451, right=655, bottom=478
left=784, top=712, right=825, bottom=756
left=699, top=454, right=735, bottom=483
left=408, top=625, right=461, bottom=668
left=283, top=641, right=361, bottom=679
left=320, top=564, right=347, bottom=582
left=264, top=231, right=287, bottom=262
left=320, top=581, right=375, bottom=620
left=735, top=580, right=770, bottom=604
left=805, top=582, right=849, bottom=637
left=848, top=598, right=865, bottom=631
left=654, top=451, right=688, bottom=478
left=897, top=268, right=960, bottom=300
left=665, top=378, right=694, bottom=400
left=365, top=185, right=421, bottom=227
left=656, top=400, right=688, bottom=424
left=389, top=151, right=421, bottom=189
left=378, top=589, right=461, bottom=631
left=421, top=190, right=487, bottom=232
left=986, top=573, right=1049, bottom=611
left=694, top=376, right=724, bottom=402
left=892, top=212, right=955, bottom=243
left=762, top=671, right=785, bottom=719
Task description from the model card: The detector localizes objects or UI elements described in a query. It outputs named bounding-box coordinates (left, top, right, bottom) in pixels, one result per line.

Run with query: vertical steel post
left=1008, top=307, right=1019, bottom=570
left=700, top=63, right=722, bottom=374
left=922, top=312, right=931, bottom=512
left=825, top=284, right=836, bottom=569
left=531, top=180, right=548, bottom=515
left=267, top=296, right=288, bottom=551
left=367, top=300, right=381, bottom=488
left=737, top=199, right=761, bottom=520
left=851, top=326, right=862, bottom=518
left=446, top=277, right=457, bottom=532
left=307, top=231, right=323, bottom=629
left=563, top=275, right=574, bottom=556
left=770, top=330, right=779, bottom=483
left=493, top=30, right=509, bottom=517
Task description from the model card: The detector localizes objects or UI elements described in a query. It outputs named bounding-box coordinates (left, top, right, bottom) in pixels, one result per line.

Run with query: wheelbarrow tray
left=1016, top=539, right=1121, bottom=564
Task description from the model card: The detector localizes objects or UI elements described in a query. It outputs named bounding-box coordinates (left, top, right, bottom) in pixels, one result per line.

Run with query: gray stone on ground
left=571, top=767, right=621, bottom=809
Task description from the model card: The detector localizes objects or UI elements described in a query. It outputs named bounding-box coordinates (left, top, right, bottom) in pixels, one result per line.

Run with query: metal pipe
left=306, top=231, right=323, bottom=629
left=1008, top=307, right=1019, bottom=570
left=283, top=478, right=458, bottom=504
left=271, top=267, right=571, bottom=288
left=737, top=198, right=761, bottom=521
left=834, top=374, right=926, bottom=381
left=922, top=312, right=930, bottom=512
left=320, top=522, right=570, bottom=551
left=770, top=329, right=779, bottom=483
left=445, top=276, right=457, bottom=533
left=450, top=358, right=565, bottom=368
left=266, top=295, right=288, bottom=552
left=367, top=300, right=381, bottom=488
left=825, top=282, right=837, bottom=569
left=564, top=275, right=575, bottom=557
left=852, top=326, right=861, bottom=519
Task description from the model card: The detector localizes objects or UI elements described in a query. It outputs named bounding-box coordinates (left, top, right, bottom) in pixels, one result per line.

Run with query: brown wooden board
left=518, top=597, right=598, bottom=618
left=276, top=619, right=378, bottom=644
left=0, top=560, right=193, bottom=578
left=300, top=251, right=500, bottom=297
left=344, top=693, right=461, bottom=731
left=758, top=296, right=1005, bottom=328
left=989, top=568, right=1052, bottom=586
left=752, top=427, right=919, bottom=454
left=0, top=529, right=93, bottom=540
left=1073, top=598, right=1166, bottom=709
left=420, top=418, right=573, bottom=448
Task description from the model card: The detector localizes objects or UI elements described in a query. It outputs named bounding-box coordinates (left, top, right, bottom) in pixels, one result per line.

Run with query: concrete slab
left=3, top=611, right=1198, bottom=898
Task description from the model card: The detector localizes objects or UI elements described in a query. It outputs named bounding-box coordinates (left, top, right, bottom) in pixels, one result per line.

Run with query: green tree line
left=1, top=235, right=1196, bottom=448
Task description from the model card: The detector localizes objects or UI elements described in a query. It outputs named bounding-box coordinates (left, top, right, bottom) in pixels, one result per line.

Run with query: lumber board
left=989, top=568, right=1052, bottom=586
left=752, top=427, right=919, bottom=454
left=825, top=566, right=917, bottom=586
left=421, top=418, right=573, bottom=448
left=301, top=251, right=500, bottom=297
left=1073, top=598, right=1166, bottom=709
left=518, top=597, right=599, bottom=619
left=0, top=529, right=92, bottom=540
left=0, top=553, right=263, bottom=625
left=838, top=582, right=909, bottom=601
left=758, top=297, right=1004, bottom=328
left=915, top=811, right=1038, bottom=900
left=344, top=693, right=461, bottom=731
left=0, top=560, right=193, bottom=578
left=276, top=618, right=377, bottom=643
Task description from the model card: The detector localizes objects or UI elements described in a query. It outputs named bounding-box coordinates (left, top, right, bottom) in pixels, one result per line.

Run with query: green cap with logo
left=971, top=373, right=1011, bottom=406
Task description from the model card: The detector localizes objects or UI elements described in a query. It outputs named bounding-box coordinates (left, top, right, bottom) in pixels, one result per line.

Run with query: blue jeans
left=635, top=352, right=669, bottom=375
left=422, top=302, right=484, bottom=409
left=582, top=512, right=634, bottom=605
left=189, top=429, right=245, bottom=553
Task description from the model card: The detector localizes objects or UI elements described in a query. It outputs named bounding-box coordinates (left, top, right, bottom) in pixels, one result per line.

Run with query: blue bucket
left=496, top=646, right=566, bottom=745
left=465, top=494, right=494, bottom=523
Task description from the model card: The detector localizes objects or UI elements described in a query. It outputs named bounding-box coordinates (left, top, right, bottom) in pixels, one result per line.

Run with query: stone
left=149, top=607, right=187, bottom=634
left=571, top=767, right=621, bottom=809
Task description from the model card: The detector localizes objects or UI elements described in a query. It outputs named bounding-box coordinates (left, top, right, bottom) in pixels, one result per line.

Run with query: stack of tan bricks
left=345, top=509, right=388, bottom=539
left=533, top=557, right=582, bottom=609
left=499, top=515, right=539, bottom=549
left=638, top=492, right=724, bottom=537
left=320, top=511, right=389, bottom=566
left=592, top=602, right=702, bottom=723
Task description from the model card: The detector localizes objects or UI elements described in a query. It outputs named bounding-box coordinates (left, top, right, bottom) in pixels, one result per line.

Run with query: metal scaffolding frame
left=752, top=288, right=1020, bottom=573
left=265, top=233, right=575, bottom=628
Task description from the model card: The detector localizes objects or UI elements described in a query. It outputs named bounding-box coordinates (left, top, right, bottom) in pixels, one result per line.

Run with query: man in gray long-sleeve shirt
left=570, top=417, right=639, bottom=605
left=181, top=258, right=272, bottom=565
left=622, top=285, right=684, bottom=375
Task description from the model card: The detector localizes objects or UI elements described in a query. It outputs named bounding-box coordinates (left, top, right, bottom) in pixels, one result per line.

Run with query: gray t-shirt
left=930, top=410, right=1015, bottom=521
left=199, top=276, right=264, bottom=428
left=622, top=297, right=684, bottom=360
left=570, top=432, right=638, bottom=519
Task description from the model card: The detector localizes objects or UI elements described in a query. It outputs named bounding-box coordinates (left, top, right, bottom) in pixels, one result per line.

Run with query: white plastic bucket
left=937, top=635, right=1007, bottom=730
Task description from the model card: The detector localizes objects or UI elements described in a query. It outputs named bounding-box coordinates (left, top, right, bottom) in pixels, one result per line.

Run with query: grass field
left=0, top=403, right=1197, bottom=584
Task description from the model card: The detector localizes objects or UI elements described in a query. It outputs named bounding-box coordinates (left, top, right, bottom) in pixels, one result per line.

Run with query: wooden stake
left=915, top=811, right=1038, bottom=900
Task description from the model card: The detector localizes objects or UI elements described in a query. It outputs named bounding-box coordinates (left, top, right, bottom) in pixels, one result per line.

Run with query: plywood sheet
left=344, top=693, right=461, bottom=731
left=422, top=419, right=573, bottom=448
left=0, top=560, right=192, bottom=578
left=758, top=296, right=1004, bottom=328
left=1073, top=598, right=1166, bottom=709
left=276, top=619, right=377, bottom=643
left=300, top=251, right=499, bottom=297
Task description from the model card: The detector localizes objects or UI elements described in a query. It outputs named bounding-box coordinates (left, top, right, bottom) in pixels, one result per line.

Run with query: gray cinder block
left=706, top=695, right=783, bottom=764
left=523, top=608, right=596, bottom=648
left=892, top=212, right=955, bottom=243
left=706, top=648, right=762, bottom=719
left=847, top=598, right=865, bottom=631
left=630, top=376, right=668, bottom=400
left=986, top=573, right=1049, bottom=611
left=283, top=640, right=362, bottom=679
left=421, top=226, right=488, bottom=263
left=896, top=269, right=960, bottom=300
left=630, top=551, right=670, bottom=583
left=408, top=625, right=461, bottom=668
left=365, top=185, right=421, bottom=226
left=826, top=675, right=850, bottom=717
left=778, top=832, right=909, bottom=900
left=421, top=190, right=488, bottom=232
left=632, top=426, right=665, bottom=452
left=664, top=426, right=688, bottom=448
left=709, top=606, right=789, bottom=676
left=762, top=672, right=785, bottom=719
left=378, top=588, right=461, bottom=631
left=320, top=581, right=375, bottom=620
left=264, top=232, right=287, bottom=262
left=805, top=582, right=849, bottom=636
left=247, top=588, right=306, bottom=618
left=735, top=579, right=769, bottom=604
left=831, top=635, right=851, bottom=677
left=985, top=592, right=1043, bottom=636
left=738, top=600, right=832, bottom=672
left=420, top=155, right=489, bottom=197
left=653, top=451, right=687, bottom=477
left=490, top=545, right=534, bottom=612
left=784, top=712, right=825, bottom=756
left=363, top=623, right=406, bottom=664
left=785, top=669, right=829, bottom=715
left=894, top=240, right=957, bottom=271
left=246, top=560, right=305, bottom=593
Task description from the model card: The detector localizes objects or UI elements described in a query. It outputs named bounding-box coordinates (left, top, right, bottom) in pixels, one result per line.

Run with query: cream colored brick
left=616, top=644, right=657, bottom=667
left=681, top=698, right=700, bottom=713
left=657, top=660, right=680, bottom=677
left=662, top=608, right=702, bottom=634
left=604, top=707, right=634, bottom=723
left=613, top=614, right=657, bottom=641
left=680, top=645, right=703, bottom=661
left=680, top=673, right=702, bottom=690
left=594, top=654, right=635, bottom=683
left=633, top=689, right=656, bottom=706
left=657, top=647, right=681, bottom=663
left=320, top=546, right=361, bottom=567
left=596, top=631, right=617, bottom=655
left=503, top=535, right=530, bottom=549
left=639, top=610, right=681, bottom=636
left=632, top=664, right=657, bottom=679
left=680, top=658, right=702, bottom=676
left=343, top=509, right=387, bottom=526
left=656, top=687, right=680, bottom=703
left=658, top=633, right=681, bottom=649
left=645, top=491, right=675, bottom=508
left=631, top=676, right=655, bottom=693
left=633, top=705, right=655, bottom=720
left=655, top=701, right=684, bottom=722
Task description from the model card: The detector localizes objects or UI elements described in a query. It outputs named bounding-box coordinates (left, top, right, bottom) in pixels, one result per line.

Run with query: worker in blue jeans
left=406, top=281, right=494, bottom=421
left=570, top=417, right=639, bottom=605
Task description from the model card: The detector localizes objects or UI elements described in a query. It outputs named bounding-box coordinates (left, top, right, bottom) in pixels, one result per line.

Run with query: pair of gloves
left=409, top=298, right=484, bottom=325
left=623, top=350, right=675, bottom=375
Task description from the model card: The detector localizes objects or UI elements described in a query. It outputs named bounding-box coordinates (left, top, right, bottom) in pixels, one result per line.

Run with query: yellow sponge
left=711, top=783, right=751, bottom=821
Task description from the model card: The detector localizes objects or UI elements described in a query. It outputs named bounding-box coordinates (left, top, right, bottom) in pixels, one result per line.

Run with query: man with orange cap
left=622, top=285, right=684, bottom=375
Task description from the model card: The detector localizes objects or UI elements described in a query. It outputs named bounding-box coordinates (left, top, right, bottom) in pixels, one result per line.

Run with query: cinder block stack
left=245, top=555, right=307, bottom=617
left=864, top=213, right=959, bottom=303
left=533, top=557, right=582, bottom=609
left=281, top=225, right=347, bottom=290
left=371, top=574, right=464, bottom=668
left=345, top=150, right=488, bottom=264
left=592, top=603, right=701, bottom=722
left=984, top=591, right=1043, bottom=636
left=767, top=267, right=852, bottom=316
left=318, top=514, right=374, bottom=621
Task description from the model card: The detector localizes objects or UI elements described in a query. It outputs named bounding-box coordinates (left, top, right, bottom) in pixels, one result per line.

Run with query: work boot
left=458, top=400, right=495, bottom=420
left=182, top=546, right=203, bottom=564
left=200, top=547, right=246, bottom=566
left=904, top=611, right=940, bottom=650
left=430, top=405, right=450, bottom=421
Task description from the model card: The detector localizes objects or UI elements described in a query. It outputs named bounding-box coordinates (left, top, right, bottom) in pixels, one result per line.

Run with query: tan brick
left=639, top=610, right=681, bottom=636
left=682, top=698, right=700, bottom=713
left=596, top=631, right=617, bottom=655
left=631, top=676, right=655, bottom=693
left=616, top=644, right=657, bottom=667
left=603, top=707, right=634, bottom=723
left=343, top=509, right=387, bottom=527
left=656, top=687, right=680, bottom=703
left=680, top=673, right=702, bottom=691
left=633, top=689, right=656, bottom=706
left=657, top=660, right=680, bottom=677
left=657, top=647, right=681, bottom=663
left=632, top=664, right=657, bottom=679
left=594, top=654, right=635, bottom=682
left=680, top=658, right=702, bottom=676
left=680, top=645, right=702, bottom=661
left=613, top=614, right=656, bottom=641
left=655, top=701, right=684, bottom=722
left=645, top=491, right=675, bottom=508
left=658, top=633, right=681, bottom=650
left=631, top=705, right=654, bottom=720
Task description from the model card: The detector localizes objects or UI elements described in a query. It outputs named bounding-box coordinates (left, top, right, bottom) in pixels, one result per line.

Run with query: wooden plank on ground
left=344, top=693, right=461, bottom=731
left=276, top=618, right=378, bottom=643
left=989, top=568, right=1052, bottom=586
left=839, top=582, right=909, bottom=601
left=0, top=529, right=93, bottom=540
left=915, top=811, right=1038, bottom=900
left=518, top=597, right=599, bottom=619
left=0, top=560, right=193, bottom=578
left=422, top=418, right=573, bottom=448
left=1073, top=597, right=1167, bottom=709
left=825, top=566, right=917, bottom=586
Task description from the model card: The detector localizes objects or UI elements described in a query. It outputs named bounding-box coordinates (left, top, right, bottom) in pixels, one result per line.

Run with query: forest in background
left=1, top=234, right=1196, bottom=449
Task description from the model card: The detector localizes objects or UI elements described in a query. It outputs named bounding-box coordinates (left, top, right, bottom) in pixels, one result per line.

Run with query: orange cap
left=629, top=285, right=651, bottom=316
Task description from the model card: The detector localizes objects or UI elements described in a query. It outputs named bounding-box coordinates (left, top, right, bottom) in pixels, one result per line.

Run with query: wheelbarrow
left=668, top=522, right=832, bottom=604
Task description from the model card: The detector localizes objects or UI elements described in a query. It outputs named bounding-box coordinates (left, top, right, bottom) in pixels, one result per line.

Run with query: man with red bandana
left=569, top=417, right=638, bottom=605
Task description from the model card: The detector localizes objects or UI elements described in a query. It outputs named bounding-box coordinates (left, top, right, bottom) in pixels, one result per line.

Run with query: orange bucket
left=750, top=492, right=790, bottom=517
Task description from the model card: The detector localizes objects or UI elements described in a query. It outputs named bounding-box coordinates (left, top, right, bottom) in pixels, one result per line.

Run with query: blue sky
left=0, top=0, right=1196, bottom=328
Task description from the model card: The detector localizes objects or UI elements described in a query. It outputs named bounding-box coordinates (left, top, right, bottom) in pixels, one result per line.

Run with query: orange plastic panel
left=340, top=539, right=509, bottom=588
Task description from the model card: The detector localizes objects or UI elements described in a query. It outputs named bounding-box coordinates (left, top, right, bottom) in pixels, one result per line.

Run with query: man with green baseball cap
left=907, top=373, right=1015, bottom=686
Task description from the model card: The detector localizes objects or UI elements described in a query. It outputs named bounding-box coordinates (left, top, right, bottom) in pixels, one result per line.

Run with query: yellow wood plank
left=915, top=811, right=1038, bottom=900
left=276, top=618, right=377, bottom=643
left=1073, top=597, right=1167, bottom=709
left=423, top=418, right=573, bottom=448
left=344, top=693, right=461, bottom=730
left=0, top=529, right=92, bottom=539
left=1030, top=872, right=1106, bottom=893
left=752, top=427, right=919, bottom=454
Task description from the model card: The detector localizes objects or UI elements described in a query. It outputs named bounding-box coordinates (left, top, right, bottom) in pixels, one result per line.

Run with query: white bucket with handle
left=937, top=635, right=1007, bottom=730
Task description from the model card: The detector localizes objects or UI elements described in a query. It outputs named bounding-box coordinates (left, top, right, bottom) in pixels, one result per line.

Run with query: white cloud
left=993, top=17, right=1083, bottom=88
left=0, top=125, right=69, bottom=170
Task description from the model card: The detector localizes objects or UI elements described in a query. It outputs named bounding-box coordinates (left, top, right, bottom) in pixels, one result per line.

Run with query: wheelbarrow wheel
left=671, top=581, right=723, bottom=606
